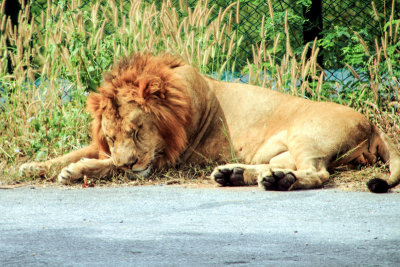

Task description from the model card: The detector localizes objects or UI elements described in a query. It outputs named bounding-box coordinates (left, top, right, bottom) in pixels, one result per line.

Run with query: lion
left=20, top=53, right=400, bottom=193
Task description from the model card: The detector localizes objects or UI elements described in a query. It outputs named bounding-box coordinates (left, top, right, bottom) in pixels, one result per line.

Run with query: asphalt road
left=1, top=185, right=400, bottom=266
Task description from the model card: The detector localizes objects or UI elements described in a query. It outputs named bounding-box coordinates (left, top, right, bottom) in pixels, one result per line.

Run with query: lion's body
left=21, top=54, right=400, bottom=193
left=188, top=76, right=371, bottom=166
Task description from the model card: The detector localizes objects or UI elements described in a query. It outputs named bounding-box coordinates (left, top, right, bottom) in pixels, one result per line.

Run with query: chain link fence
left=150, top=0, right=396, bottom=84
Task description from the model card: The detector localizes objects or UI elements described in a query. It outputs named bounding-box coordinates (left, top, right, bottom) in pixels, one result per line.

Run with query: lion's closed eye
left=132, top=124, right=143, bottom=141
left=125, top=127, right=140, bottom=141
left=105, top=135, right=115, bottom=145
left=133, top=130, right=139, bottom=140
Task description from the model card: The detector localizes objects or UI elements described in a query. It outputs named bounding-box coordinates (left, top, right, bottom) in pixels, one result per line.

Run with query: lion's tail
left=367, top=126, right=400, bottom=193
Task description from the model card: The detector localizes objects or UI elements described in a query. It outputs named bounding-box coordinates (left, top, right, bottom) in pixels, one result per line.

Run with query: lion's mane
left=87, top=53, right=193, bottom=164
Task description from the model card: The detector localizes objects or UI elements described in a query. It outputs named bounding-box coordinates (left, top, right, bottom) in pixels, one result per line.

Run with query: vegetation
left=0, top=0, right=242, bottom=184
left=0, top=0, right=399, bottom=190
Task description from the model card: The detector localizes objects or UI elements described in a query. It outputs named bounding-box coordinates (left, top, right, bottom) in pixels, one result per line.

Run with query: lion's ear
left=86, top=92, right=103, bottom=115
left=138, top=76, right=166, bottom=101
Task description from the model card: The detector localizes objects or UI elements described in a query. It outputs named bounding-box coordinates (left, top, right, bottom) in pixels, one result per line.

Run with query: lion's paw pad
left=259, top=171, right=296, bottom=191
left=212, top=167, right=245, bottom=186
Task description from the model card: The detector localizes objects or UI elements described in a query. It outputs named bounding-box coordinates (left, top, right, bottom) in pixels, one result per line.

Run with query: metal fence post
left=303, top=0, right=323, bottom=68
left=3, top=0, right=22, bottom=74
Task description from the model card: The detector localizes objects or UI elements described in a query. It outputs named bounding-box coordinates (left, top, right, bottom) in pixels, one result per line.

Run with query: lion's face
left=87, top=54, right=193, bottom=176
left=101, top=103, right=165, bottom=177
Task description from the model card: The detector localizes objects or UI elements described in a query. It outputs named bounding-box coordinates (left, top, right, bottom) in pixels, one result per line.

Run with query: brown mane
left=87, top=53, right=193, bottom=164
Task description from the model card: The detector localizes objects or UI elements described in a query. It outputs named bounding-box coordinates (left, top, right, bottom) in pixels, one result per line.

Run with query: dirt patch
left=2, top=163, right=399, bottom=192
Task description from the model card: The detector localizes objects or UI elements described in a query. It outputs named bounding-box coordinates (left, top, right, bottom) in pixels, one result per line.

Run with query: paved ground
left=1, top=185, right=400, bottom=266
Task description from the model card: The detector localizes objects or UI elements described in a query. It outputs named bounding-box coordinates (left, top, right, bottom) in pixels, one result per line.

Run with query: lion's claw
left=57, top=163, right=82, bottom=184
left=19, top=162, right=48, bottom=177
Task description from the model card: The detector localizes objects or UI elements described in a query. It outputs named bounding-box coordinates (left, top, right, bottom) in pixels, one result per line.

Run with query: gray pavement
left=1, top=185, right=400, bottom=266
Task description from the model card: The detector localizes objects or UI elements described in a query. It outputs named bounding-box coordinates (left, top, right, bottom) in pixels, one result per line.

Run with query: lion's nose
left=116, top=158, right=138, bottom=169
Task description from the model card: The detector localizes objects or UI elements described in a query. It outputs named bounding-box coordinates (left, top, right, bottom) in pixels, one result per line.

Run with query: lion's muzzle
left=117, top=158, right=138, bottom=170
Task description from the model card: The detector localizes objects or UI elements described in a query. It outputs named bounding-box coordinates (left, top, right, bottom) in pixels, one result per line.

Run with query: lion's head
left=87, top=53, right=193, bottom=176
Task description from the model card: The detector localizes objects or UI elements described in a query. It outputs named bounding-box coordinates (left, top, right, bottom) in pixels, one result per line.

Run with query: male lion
left=21, top=53, right=400, bottom=193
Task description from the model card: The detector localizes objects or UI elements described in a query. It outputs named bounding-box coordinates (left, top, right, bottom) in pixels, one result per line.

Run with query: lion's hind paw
left=259, top=170, right=296, bottom=191
left=211, top=165, right=245, bottom=186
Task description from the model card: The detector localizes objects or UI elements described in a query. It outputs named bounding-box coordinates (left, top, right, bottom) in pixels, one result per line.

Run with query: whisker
left=101, top=151, right=113, bottom=162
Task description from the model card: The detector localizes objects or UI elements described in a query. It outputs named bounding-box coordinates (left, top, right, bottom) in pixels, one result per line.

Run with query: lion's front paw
left=258, top=169, right=296, bottom=191
left=211, top=165, right=246, bottom=186
left=19, top=162, right=48, bottom=177
left=58, top=160, right=87, bottom=184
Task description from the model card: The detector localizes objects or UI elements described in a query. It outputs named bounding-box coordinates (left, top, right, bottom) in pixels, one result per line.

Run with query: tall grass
left=0, top=0, right=241, bottom=182
left=245, top=2, right=323, bottom=101
left=1, top=0, right=240, bottom=86
left=345, top=0, right=400, bottom=143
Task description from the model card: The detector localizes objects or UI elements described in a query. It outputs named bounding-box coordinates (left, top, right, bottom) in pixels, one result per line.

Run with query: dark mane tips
left=86, top=92, right=110, bottom=159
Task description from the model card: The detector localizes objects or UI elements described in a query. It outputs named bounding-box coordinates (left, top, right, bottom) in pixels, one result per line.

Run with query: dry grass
left=2, top=164, right=398, bottom=193
left=325, top=164, right=388, bottom=192
left=0, top=163, right=216, bottom=189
